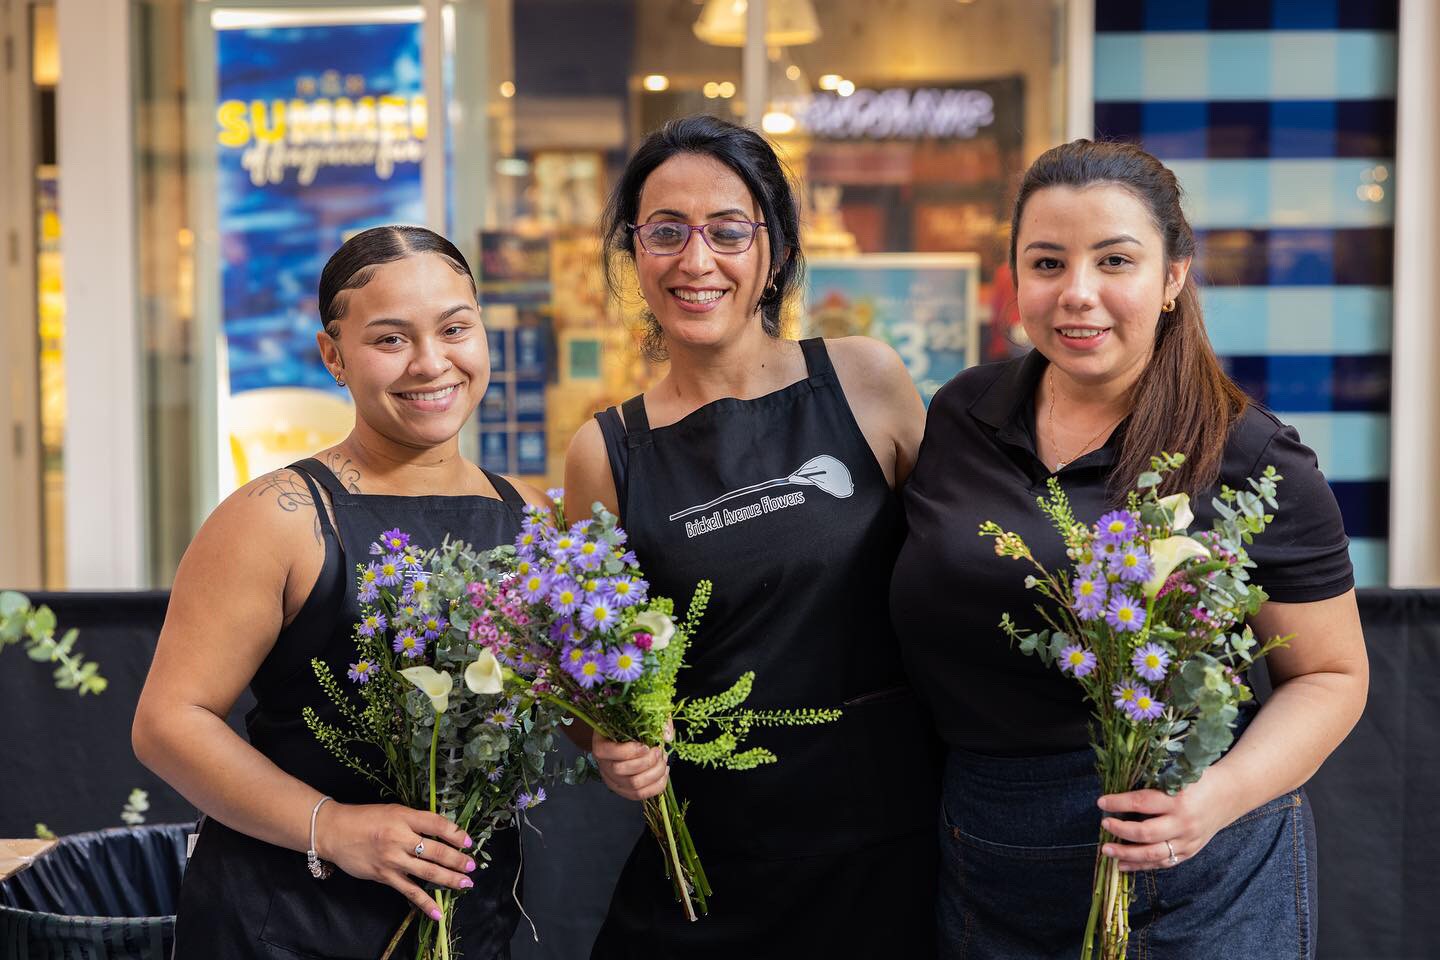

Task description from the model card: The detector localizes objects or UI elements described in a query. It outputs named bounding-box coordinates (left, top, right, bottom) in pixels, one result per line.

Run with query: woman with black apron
left=134, top=226, right=549, bottom=959
left=564, top=116, right=940, bottom=958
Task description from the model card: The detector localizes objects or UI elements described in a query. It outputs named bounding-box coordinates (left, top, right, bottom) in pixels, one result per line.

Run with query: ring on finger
left=414, top=840, right=426, bottom=859
left=1164, top=839, right=1179, bottom=866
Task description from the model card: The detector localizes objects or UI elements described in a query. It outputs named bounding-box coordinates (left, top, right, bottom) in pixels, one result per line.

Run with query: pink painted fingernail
left=460, top=878, right=474, bottom=889
left=430, top=908, right=443, bottom=921
left=465, top=860, right=476, bottom=873
left=463, top=835, right=473, bottom=848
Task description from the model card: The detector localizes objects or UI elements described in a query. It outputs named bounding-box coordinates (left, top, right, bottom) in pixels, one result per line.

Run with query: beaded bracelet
left=307, top=795, right=334, bottom=879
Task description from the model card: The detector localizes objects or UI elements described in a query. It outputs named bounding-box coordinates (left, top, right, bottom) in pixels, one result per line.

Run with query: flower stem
left=658, top=786, right=696, bottom=922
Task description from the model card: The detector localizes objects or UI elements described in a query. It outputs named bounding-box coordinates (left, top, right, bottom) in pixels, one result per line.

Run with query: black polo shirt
left=890, top=350, right=1355, bottom=755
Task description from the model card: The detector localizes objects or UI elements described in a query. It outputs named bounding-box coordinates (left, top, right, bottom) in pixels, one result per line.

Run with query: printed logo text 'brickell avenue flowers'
left=667, top=455, right=855, bottom=527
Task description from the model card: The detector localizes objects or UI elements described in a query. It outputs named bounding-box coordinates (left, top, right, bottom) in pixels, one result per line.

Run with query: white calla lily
left=400, top=665, right=453, bottom=714
left=464, top=648, right=504, bottom=695
left=1143, top=536, right=1212, bottom=597
left=631, top=611, right=676, bottom=650
left=1157, top=493, right=1194, bottom=531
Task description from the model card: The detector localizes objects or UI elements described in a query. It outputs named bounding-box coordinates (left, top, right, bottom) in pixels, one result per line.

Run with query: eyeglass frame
left=627, top=219, right=768, bottom=256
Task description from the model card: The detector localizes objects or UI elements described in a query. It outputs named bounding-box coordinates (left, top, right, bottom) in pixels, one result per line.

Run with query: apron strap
left=620, top=394, right=651, bottom=448
left=800, top=337, right=834, bottom=383
left=481, top=468, right=527, bottom=513
left=287, top=459, right=341, bottom=545
left=594, top=406, right=630, bottom=523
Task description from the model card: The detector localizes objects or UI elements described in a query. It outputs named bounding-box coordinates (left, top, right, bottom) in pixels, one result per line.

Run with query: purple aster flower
left=605, top=576, right=647, bottom=608
left=1076, top=560, right=1103, bottom=580
left=1058, top=644, right=1098, bottom=678
left=400, top=552, right=424, bottom=572
left=518, top=571, right=551, bottom=603
left=357, top=612, right=387, bottom=637
left=485, top=766, right=504, bottom=783
left=617, top=549, right=639, bottom=566
left=487, top=704, right=517, bottom=730
left=549, top=577, right=583, bottom=615
left=559, top=644, right=587, bottom=674
left=1131, top=643, right=1171, bottom=683
left=347, top=660, right=376, bottom=684
left=1124, top=685, right=1165, bottom=722
left=550, top=618, right=579, bottom=646
left=1112, top=680, right=1139, bottom=709
left=376, top=555, right=405, bottom=587
left=1096, top=510, right=1139, bottom=546
left=580, top=598, right=617, bottom=632
left=419, top=614, right=448, bottom=640
left=604, top=644, right=646, bottom=683
left=1109, top=545, right=1154, bottom=583
left=573, top=539, right=605, bottom=572
left=357, top=580, right=380, bottom=604
left=546, top=487, right=564, bottom=502
left=515, top=786, right=547, bottom=810
left=378, top=528, right=410, bottom=552
left=1071, top=574, right=1108, bottom=620
left=392, top=630, right=425, bottom=659
left=1105, top=594, right=1146, bottom=633
left=549, top=532, right=578, bottom=560
left=572, top=651, right=605, bottom=690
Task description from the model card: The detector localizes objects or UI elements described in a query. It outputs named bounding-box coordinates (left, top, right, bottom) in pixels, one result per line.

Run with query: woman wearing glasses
left=564, top=114, right=940, bottom=957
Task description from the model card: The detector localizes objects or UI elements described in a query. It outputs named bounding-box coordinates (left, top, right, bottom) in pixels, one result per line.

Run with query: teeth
left=674, top=289, right=723, bottom=303
left=1060, top=328, right=1104, bottom=339
left=399, top=384, right=459, bottom=401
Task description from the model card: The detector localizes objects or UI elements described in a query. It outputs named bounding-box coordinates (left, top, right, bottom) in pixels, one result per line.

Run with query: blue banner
left=215, top=19, right=426, bottom=395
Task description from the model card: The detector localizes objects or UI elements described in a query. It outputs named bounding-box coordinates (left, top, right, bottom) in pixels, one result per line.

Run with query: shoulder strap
left=620, top=394, right=651, bottom=448
left=481, top=469, right=527, bottom=512
left=799, top=337, right=835, bottom=383
left=286, top=460, right=340, bottom=545
left=594, top=406, right=631, bottom=519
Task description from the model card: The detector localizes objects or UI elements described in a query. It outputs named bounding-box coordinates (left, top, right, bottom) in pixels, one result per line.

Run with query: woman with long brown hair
left=891, top=140, right=1367, bottom=958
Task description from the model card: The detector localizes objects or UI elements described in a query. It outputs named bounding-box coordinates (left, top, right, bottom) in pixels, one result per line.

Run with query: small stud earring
left=1161, top=298, right=1176, bottom=313
left=334, top=375, right=346, bottom=387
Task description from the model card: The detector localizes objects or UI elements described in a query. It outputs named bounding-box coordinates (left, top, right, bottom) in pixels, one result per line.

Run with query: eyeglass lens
left=638, top=221, right=757, bottom=254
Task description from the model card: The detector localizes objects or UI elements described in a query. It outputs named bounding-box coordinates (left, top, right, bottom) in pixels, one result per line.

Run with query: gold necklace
left=1045, top=369, right=1127, bottom=471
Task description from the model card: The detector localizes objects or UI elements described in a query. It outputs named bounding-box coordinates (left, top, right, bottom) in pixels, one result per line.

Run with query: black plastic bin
left=0, top=823, right=191, bottom=960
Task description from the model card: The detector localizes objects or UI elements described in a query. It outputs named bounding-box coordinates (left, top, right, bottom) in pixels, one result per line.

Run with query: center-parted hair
left=1009, top=139, right=1248, bottom=499
left=318, top=225, right=476, bottom=335
left=600, top=114, right=804, bottom=361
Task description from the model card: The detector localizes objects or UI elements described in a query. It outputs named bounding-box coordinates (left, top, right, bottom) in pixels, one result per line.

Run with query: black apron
left=173, top=459, right=525, bottom=960
left=589, top=339, right=940, bottom=958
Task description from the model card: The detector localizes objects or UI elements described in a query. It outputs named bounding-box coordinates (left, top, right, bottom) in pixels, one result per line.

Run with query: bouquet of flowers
left=474, top=491, right=842, bottom=921
left=979, top=453, right=1292, bottom=960
left=304, top=529, right=581, bottom=960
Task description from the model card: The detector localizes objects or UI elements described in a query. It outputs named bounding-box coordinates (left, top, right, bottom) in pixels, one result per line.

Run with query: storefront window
left=130, top=0, right=1068, bottom=583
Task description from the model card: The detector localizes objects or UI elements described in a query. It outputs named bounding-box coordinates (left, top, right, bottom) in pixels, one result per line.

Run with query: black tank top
left=174, top=459, right=526, bottom=960
left=595, top=338, right=939, bottom=859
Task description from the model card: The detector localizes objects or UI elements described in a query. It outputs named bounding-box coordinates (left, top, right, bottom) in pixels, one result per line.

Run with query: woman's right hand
left=593, top=731, right=670, bottom=801
left=318, top=802, right=476, bottom=921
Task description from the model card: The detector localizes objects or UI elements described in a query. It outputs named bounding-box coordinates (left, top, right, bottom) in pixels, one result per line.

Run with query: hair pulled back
left=1009, top=139, right=1248, bottom=498
left=318, top=225, right=475, bottom=335
left=600, top=114, right=803, bottom=361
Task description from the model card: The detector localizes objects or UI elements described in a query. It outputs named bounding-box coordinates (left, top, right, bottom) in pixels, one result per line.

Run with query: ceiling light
left=836, top=79, right=856, bottom=97
left=642, top=74, right=670, bottom=92
left=498, top=81, right=516, bottom=98
left=693, top=0, right=821, bottom=47
left=818, top=74, right=842, bottom=90
left=761, top=111, right=797, bottom=135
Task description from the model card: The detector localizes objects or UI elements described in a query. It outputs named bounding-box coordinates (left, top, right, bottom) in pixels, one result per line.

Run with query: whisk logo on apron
left=668, top=455, right=854, bottom=538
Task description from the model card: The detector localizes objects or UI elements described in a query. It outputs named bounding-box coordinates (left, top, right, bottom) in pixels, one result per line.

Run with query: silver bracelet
left=307, top=795, right=334, bottom=879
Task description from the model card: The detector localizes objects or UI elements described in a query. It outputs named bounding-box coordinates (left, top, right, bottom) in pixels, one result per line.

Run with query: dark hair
left=1008, top=139, right=1248, bottom=499
left=599, top=114, right=803, bottom=361
left=318, top=225, right=475, bottom=335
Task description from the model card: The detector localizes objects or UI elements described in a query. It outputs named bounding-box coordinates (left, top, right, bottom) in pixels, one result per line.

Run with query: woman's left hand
left=1096, top=769, right=1240, bottom=872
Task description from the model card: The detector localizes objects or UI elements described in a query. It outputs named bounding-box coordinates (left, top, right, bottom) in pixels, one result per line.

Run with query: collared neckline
left=968, top=349, right=1127, bottom=472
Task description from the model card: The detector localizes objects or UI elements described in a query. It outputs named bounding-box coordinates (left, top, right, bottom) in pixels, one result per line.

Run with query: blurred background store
left=1, top=0, right=1436, bottom=594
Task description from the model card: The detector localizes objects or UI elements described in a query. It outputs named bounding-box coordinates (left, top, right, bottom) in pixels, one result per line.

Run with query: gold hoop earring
left=1162, top=298, right=1176, bottom=313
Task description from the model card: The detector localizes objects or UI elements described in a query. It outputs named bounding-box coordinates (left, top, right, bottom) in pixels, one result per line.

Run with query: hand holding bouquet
left=305, top=530, right=576, bottom=960
left=979, top=453, right=1292, bottom=960
left=475, top=492, right=841, bottom=920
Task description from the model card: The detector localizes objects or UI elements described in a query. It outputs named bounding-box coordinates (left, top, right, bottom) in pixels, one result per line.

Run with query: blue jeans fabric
left=937, top=747, right=1317, bottom=960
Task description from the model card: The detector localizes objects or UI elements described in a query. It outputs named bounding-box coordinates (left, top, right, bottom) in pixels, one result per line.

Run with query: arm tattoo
left=249, top=470, right=325, bottom=544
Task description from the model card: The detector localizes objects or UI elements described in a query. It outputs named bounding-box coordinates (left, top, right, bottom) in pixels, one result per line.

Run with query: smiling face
left=318, top=252, right=488, bottom=450
left=1015, top=183, right=1189, bottom=393
left=632, top=152, right=771, bottom=353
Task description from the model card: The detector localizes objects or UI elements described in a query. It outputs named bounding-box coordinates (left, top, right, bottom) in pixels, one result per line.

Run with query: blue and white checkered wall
left=1093, top=0, right=1396, bottom=586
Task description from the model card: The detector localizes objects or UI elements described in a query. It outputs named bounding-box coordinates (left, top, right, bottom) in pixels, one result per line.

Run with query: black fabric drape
left=2, top=589, right=1436, bottom=960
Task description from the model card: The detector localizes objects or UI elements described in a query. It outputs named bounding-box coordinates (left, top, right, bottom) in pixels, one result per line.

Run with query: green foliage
left=34, top=823, right=56, bottom=841
left=120, top=788, right=150, bottom=826
left=0, top=591, right=106, bottom=695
